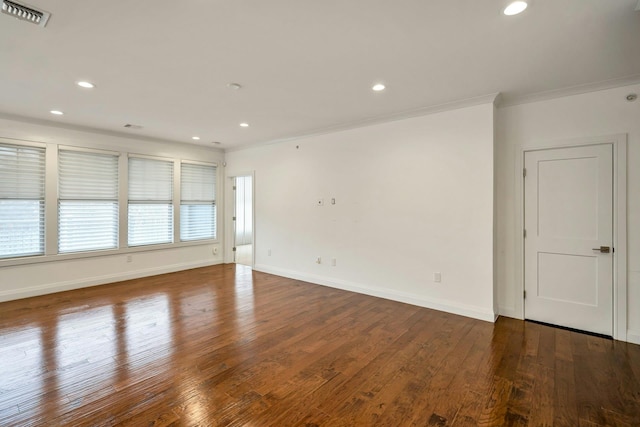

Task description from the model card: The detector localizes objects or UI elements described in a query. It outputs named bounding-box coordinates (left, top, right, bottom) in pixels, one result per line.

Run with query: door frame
left=515, top=134, right=627, bottom=341
left=224, top=172, right=255, bottom=266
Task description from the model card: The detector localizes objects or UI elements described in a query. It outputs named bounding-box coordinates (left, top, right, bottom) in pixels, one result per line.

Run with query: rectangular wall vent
left=1, top=0, right=50, bottom=27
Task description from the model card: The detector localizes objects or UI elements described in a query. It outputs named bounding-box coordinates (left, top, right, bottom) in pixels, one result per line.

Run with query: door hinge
left=232, top=247, right=236, bottom=252
left=233, top=216, right=236, bottom=221
left=523, top=290, right=526, bottom=299
left=523, top=168, right=527, bottom=178
left=233, top=186, right=237, bottom=190
left=523, top=229, right=527, bottom=238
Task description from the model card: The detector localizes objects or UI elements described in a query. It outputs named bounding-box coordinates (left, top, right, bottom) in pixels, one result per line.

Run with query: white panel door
left=524, top=144, right=613, bottom=336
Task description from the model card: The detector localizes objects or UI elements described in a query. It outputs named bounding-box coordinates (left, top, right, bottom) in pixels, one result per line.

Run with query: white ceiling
left=1, top=0, right=639, bottom=150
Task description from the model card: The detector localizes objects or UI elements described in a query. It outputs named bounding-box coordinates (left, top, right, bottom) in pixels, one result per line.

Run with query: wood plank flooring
left=0, top=264, right=639, bottom=426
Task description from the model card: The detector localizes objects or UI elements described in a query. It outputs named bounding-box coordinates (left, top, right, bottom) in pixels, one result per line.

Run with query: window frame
left=180, top=160, right=218, bottom=242
left=127, top=154, right=176, bottom=248
left=57, top=146, right=120, bottom=254
left=0, top=140, right=221, bottom=268
left=0, top=140, right=47, bottom=259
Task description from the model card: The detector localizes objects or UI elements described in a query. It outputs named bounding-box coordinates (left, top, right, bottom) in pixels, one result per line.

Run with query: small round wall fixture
left=626, top=94, right=637, bottom=102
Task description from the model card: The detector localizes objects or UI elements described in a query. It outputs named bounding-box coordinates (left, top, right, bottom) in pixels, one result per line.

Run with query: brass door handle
left=592, top=246, right=611, bottom=253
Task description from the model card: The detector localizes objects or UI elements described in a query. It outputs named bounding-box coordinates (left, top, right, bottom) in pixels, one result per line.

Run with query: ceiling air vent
left=1, top=0, right=50, bottom=27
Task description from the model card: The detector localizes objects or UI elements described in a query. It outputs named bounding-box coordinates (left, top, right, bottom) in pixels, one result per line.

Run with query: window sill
left=0, top=239, right=219, bottom=268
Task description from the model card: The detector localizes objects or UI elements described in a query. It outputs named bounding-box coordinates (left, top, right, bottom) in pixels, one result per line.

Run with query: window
left=180, top=162, right=217, bottom=241
left=128, top=157, right=173, bottom=246
left=58, top=149, right=119, bottom=253
left=0, top=143, right=45, bottom=258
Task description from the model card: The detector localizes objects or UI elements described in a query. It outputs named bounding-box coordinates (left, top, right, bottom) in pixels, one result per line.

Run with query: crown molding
left=225, top=93, right=501, bottom=153
left=0, top=112, right=223, bottom=153
left=499, top=74, right=640, bottom=108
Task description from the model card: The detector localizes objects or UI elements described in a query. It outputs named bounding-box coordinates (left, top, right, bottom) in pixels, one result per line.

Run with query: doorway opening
left=233, top=175, right=253, bottom=266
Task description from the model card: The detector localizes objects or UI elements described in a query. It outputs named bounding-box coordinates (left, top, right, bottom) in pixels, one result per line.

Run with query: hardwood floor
left=0, top=264, right=638, bottom=426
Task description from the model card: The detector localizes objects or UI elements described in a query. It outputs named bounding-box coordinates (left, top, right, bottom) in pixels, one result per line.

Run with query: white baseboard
left=253, top=264, right=496, bottom=323
left=627, top=330, right=640, bottom=345
left=0, top=260, right=221, bottom=303
left=499, top=306, right=523, bottom=320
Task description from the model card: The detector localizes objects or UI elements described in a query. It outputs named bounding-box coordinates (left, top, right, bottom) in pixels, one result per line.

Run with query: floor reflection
left=233, top=265, right=256, bottom=342
left=0, top=265, right=271, bottom=425
left=56, top=305, right=116, bottom=405
left=0, top=326, right=43, bottom=421
left=125, top=293, right=172, bottom=369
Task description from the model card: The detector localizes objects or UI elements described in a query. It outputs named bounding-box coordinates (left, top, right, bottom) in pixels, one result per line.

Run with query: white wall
left=495, top=83, right=640, bottom=343
left=226, top=103, right=497, bottom=321
left=0, top=117, right=224, bottom=302
left=5, top=84, right=635, bottom=340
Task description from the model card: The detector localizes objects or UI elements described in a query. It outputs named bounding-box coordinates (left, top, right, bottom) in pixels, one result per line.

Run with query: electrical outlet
left=126, top=255, right=133, bottom=263
left=331, top=258, right=336, bottom=267
left=268, top=249, right=272, bottom=256
left=316, top=257, right=322, bottom=264
left=434, top=272, right=442, bottom=283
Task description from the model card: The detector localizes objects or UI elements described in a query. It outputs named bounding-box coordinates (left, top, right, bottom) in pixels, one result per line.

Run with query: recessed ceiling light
left=227, top=83, right=242, bottom=90
left=503, top=1, right=528, bottom=15
left=372, top=83, right=386, bottom=91
left=239, top=123, right=249, bottom=128
left=192, top=136, right=201, bottom=140
left=50, top=110, right=64, bottom=115
left=77, top=81, right=95, bottom=89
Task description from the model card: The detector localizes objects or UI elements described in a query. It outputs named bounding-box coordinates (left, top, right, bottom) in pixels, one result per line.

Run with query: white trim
left=499, top=306, right=521, bottom=319
left=225, top=171, right=255, bottom=266
left=58, top=144, right=121, bottom=156
left=0, top=112, right=224, bottom=153
left=127, top=152, right=175, bottom=162
left=517, top=134, right=628, bottom=341
left=44, top=143, right=58, bottom=256
left=181, top=159, right=219, bottom=167
left=0, top=239, right=219, bottom=267
left=500, top=74, right=640, bottom=108
left=627, top=330, right=640, bottom=345
left=254, top=264, right=496, bottom=323
left=225, top=93, right=500, bottom=153
left=0, top=136, right=46, bottom=149
left=0, top=259, right=221, bottom=303
left=118, top=152, right=129, bottom=249
left=224, top=176, right=235, bottom=264
left=173, top=160, right=181, bottom=244
left=613, top=137, right=628, bottom=341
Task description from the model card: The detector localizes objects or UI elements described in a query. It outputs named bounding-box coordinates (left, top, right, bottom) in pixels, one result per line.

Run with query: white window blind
left=128, top=157, right=173, bottom=246
left=0, top=143, right=45, bottom=258
left=180, top=162, right=216, bottom=241
left=58, top=149, right=119, bottom=253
